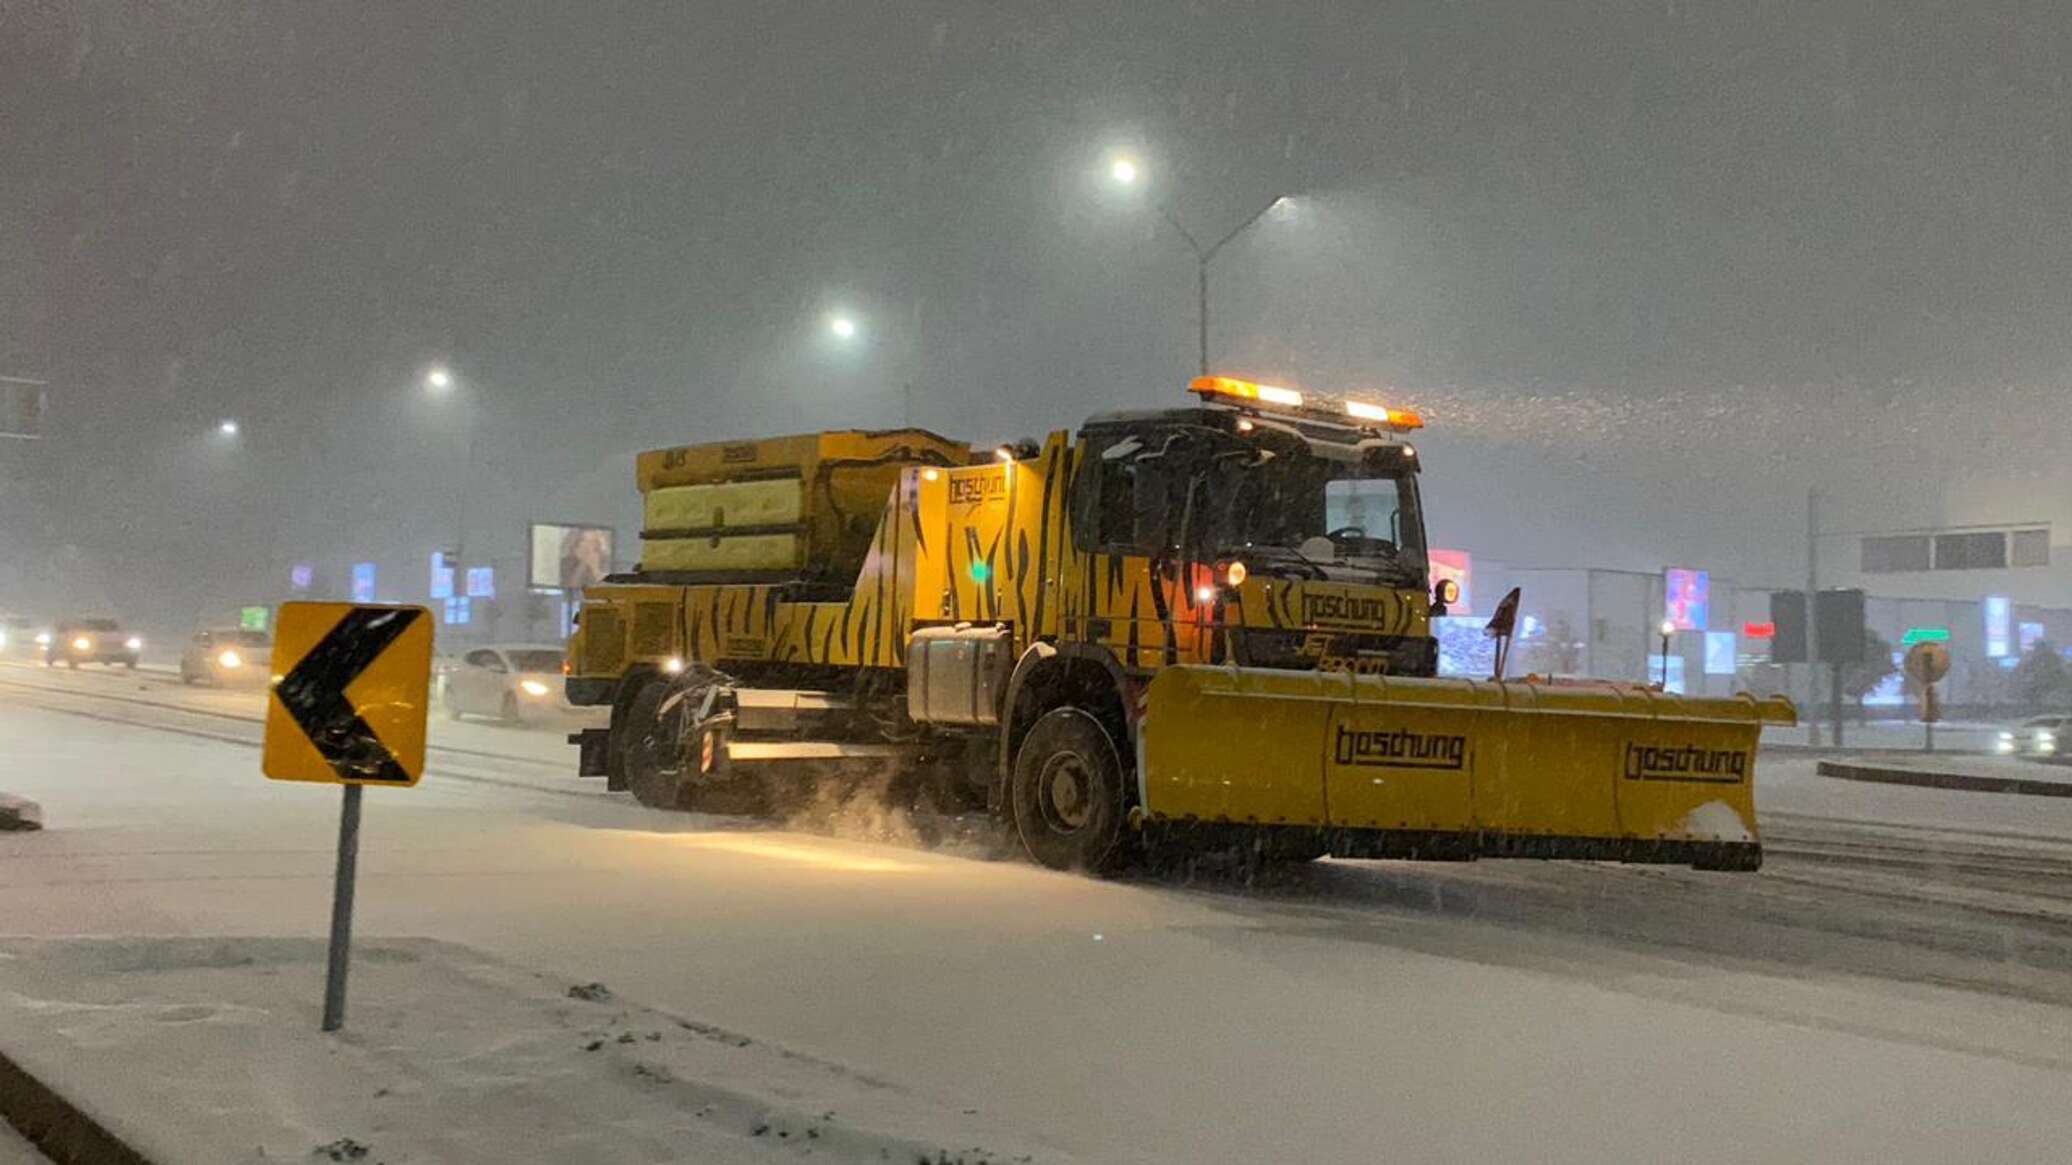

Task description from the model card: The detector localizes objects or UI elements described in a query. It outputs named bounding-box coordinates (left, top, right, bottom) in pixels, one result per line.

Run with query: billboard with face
left=530, top=524, right=614, bottom=591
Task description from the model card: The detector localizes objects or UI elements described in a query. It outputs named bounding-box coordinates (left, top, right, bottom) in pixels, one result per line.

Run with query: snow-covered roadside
left=0, top=1123, right=46, bottom=1165
left=0, top=936, right=1063, bottom=1165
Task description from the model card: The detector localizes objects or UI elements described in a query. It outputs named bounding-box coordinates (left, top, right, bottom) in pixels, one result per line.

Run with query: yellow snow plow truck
left=565, top=375, right=1793, bottom=871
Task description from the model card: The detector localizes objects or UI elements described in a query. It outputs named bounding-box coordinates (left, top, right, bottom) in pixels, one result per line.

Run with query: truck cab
left=1066, top=377, right=1436, bottom=676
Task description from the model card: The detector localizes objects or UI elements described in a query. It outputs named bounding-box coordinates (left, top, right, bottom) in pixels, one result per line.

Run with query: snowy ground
left=4, top=663, right=2072, bottom=1163
left=0, top=1124, right=43, bottom=1165
left=0, top=936, right=1052, bottom=1163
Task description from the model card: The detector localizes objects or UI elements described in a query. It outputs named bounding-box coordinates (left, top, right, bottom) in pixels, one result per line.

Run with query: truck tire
left=622, top=681, right=688, bottom=810
left=1011, top=707, right=1129, bottom=872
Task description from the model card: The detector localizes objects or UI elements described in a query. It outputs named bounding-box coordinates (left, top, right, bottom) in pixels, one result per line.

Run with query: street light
left=419, top=365, right=478, bottom=599
left=1106, top=156, right=1290, bottom=375
left=1658, top=619, right=1677, bottom=688
left=828, top=314, right=859, bottom=341
left=216, top=419, right=240, bottom=437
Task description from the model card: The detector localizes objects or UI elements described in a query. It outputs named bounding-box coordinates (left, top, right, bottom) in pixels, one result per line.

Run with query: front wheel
left=623, top=681, right=688, bottom=810
left=1010, top=707, right=1130, bottom=872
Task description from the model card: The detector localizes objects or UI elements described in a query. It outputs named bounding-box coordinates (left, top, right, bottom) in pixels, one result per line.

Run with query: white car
left=442, top=644, right=573, bottom=724
left=179, top=628, right=274, bottom=686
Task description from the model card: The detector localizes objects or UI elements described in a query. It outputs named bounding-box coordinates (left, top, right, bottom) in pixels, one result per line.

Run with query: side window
left=463, top=649, right=502, bottom=671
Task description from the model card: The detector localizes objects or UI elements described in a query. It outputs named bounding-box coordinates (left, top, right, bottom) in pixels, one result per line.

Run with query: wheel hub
left=1042, top=753, right=1092, bottom=831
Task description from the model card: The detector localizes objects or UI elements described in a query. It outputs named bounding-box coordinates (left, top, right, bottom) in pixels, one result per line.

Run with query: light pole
left=423, top=366, right=476, bottom=596
left=1658, top=620, right=1676, bottom=689
left=1109, top=154, right=1289, bottom=375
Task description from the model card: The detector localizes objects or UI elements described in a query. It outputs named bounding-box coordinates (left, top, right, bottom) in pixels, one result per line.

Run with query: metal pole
left=1830, top=663, right=1845, bottom=750
left=321, top=783, right=363, bottom=1032
left=1806, top=489, right=1821, bottom=745
left=1197, top=260, right=1210, bottom=376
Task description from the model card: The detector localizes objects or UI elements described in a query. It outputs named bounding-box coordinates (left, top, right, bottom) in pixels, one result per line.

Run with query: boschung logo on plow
left=1333, top=725, right=1468, bottom=770
left=1623, top=744, right=1748, bottom=783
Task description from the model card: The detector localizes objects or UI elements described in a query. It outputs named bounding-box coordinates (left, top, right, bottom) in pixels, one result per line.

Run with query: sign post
left=262, top=602, right=432, bottom=1032
left=1905, top=641, right=1952, bottom=756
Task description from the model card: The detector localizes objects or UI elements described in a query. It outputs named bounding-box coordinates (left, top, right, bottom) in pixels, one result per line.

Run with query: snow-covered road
left=4, top=661, right=2072, bottom=1163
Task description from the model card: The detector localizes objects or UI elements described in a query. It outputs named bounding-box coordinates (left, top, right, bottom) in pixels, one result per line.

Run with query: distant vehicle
left=443, top=644, right=574, bottom=723
left=1997, top=714, right=2069, bottom=761
left=0, top=615, right=36, bottom=657
left=46, top=618, right=140, bottom=669
left=178, top=628, right=274, bottom=686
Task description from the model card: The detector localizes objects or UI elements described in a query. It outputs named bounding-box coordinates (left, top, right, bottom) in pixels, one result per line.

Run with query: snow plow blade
left=1136, top=667, right=1795, bottom=870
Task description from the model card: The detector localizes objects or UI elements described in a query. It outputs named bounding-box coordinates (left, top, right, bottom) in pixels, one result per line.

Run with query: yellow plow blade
left=1136, top=666, right=1795, bottom=870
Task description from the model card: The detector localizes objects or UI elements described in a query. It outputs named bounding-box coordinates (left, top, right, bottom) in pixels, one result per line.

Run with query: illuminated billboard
left=1985, top=595, right=2012, bottom=658
left=530, top=523, right=615, bottom=591
left=1665, top=568, right=1710, bottom=631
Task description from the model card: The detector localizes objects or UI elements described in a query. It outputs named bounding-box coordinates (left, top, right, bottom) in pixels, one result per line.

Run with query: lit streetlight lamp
left=1106, top=154, right=1291, bottom=375
left=1658, top=619, right=1677, bottom=688
left=420, top=364, right=479, bottom=600
left=828, top=314, right=859, bottom=341
left=216, top=419, right=240, bottom=437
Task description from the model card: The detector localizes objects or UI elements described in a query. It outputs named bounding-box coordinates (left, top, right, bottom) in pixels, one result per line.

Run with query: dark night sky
left=5, top=1, right=2072, bottom=626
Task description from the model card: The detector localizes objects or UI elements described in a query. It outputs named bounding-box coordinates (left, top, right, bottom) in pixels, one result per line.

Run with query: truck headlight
left=2039, top=731, right=2057, bottom=753
left=34, top=632, right=50, bottom=647
left=125, top=637, right=143, bottom=650
left=1998, top=732, right=2017, bottom=753
left=217, top=649, right=243, bottom=669
left=519, top=679, right=551, bottom=697
left=72, top=636, right=93, bottom=652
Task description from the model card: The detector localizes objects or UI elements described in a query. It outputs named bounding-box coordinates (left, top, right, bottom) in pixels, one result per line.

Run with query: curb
left=0, top=1044, right=157, bottom=1165
left=1817, top=759, right=2072, bottom=799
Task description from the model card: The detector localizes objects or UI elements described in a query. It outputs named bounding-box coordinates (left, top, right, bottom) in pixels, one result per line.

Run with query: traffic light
left=1770, top=592, right=1807, bottom=663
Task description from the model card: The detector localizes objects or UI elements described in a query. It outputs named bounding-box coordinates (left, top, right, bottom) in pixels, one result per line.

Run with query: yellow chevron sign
left=262, top=602, right=433, bottom=786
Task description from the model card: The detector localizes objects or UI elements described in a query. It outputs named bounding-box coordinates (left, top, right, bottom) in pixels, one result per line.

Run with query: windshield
left=1196, top=446, right=1425, bottom=581
left=508, top=650, right=563, bottom=673
left=80, top=619, right=120, bottom=632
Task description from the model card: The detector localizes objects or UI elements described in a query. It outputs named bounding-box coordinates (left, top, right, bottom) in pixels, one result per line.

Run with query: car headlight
left=217, top=649, right=243, bottom=669
left=0, top=631, right=8, bottom=650
left=2039, top=731, right=2057, bottom=752
left=34, top=633, right=50, bottom=647
left=519, top=679, right=551, bottom=697
left=125, top=637, right=143, bottom=650
left=72, top=637, right=92, bottom=652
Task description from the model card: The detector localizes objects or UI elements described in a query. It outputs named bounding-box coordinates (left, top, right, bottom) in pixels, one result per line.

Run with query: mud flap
left=571, top=729, right=611, bottom=779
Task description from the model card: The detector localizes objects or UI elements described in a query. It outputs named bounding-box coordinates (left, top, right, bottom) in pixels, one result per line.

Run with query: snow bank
left=0, top=794, right=40, bottom=832
left=0, top=936, right=1066, bottom=1164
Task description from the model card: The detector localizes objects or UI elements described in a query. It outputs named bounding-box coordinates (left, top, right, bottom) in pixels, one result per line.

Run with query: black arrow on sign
left=276, top=607, right=422, bottom=782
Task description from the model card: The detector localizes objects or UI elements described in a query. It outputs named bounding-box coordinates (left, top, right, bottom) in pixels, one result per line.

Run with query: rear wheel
left=1011, top=707, right=1129, bottom=872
